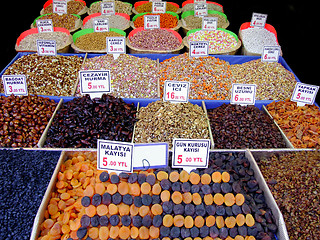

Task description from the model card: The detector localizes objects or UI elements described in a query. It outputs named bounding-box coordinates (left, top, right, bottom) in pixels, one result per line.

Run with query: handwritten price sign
left=94, top=19, right=109, bottom=32
left=2, top=75, right=28, bottom=96
left=194, top=3, right=208, bottom=17
left=53, top=0, right=67, bottom=15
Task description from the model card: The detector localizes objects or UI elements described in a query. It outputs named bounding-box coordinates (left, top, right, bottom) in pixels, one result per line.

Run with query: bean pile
left=266, top=100, right=320, bottom=148
left=36, top=13, right=78, bottom=31
left=0, top=54, right=83, bottom=96
left=187, top=30, right=238, bottom=53
left=43, top=0, right=85, bottom=14
left=182, top=13, right=227, bottom=29
left=207, top=104, right=287, bottom=149
left=0, top=149, right=61, bottom=240
left=257, top=151, right=320, bottom=240
left=89, top=1, right=132, bottom=15
left=230, top=59, right=297, bottom=100
left=16, top=32, right=70, bottom=51
left=159, top=53, right=233, bottom=100
left=0, top=95, right=57, bottom=148
left=129, top=29, right=181, bottom=51
left=79, top=54, right=158, bottom=98
left=134, top=101, right=209, bottom=148
left=75, top=31, right=123, bottom=51
left=135, top=2, right=178, bottom=13
left=83, top=15, right=130, bottom=30
left=37, top=151, right=278, bottom=240
left=133, top=13, right=178, bottom=29
left=44, top=94, right=137, bottom=148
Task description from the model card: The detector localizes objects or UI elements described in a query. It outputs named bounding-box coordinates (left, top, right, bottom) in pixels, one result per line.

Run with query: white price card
left=189, top=41, right=209, bottom=58
left=194, top=3, right=208, bottom=17
left=101, top=2, right=115, bottom=15
left=144, top=15, right=160, bottom=29
left=172, top=139, right=210, bottom=171
left=36, top=19, right=53, bottom=33
left=2, top=75, right=28, bottom=96
left=261, top=46, right=281, bottom=62
left=152, top=2, right=166, bottom=13
left=94, top=19, right=109, bottom=32
left=202, top=16, right=218, bottom=30
left=37, top=40, right=57, bottom=56
left=133, top=143, right=168, bottom=170
left=106, top=37, right=126, bottom=54
left=163, top=80, right=190, bottom=103
left=194, top=0, right=206, bottom=3
left=250, top=12, right=267, bottom=28
left=53, top=0, right=67, bottom=15
left=79, top=70, right=111, bottom=98
left=97, top=140, right=134, bottom=173
left=291, top=82, right=319, bottom=106
left=230, top=83, right=256, bottom=105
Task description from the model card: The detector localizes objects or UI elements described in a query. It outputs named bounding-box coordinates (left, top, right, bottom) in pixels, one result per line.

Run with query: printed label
left=189, top=41, right=209, bottom=57
left=291, top=82, right=319, bottom=105
left=2, top=75, right=28, bottom=96
left=36, top=19, right=53, bottom=33
left=250, top=12, right=267, bottom=28
left=106, top=37, right=126, bottom=54
left=37, top=40, right=57, bottom=56
left=163, top=80, right=190, bottom=103
left=94, top=19, right=109, bottom=32
left=261, top=46, right=280, bottom=62
left=144, top=15, right=160, bottom=29
left=152, top=2, right=166, bottom=13
left=230, top=84, right=256, bottom=105
left=79, top=70, right=111, bottom=97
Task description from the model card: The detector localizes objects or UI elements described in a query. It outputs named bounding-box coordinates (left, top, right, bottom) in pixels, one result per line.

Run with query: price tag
left=261, top=46, right=280, bottom=62
left=230, top=84, right=256, bottom=105
left=152, top=2, right=166, bottom=13
left=194, top=3, right=207, bottom=17
left=202, top=16, right=217, bottom=30
left=94, top=19, right=109, bottom=32
left=163, top=80, right=190, bottom=103
left=36, top=19, right=53, bottom=33
left=144, top=15, right=160, bottom=29
left=101, top=2, right=115, bottom=15
left=79, top=70, right=111, bottom=98
left=189, top=41, right=209, bottom=58
left=291, top=82, right=319, bottom=106
left=172, top=139, right=210, bottom=172
left=37, top=40, right=57, bottom=56
left=53, top=0, right=67, bottom=15
left=250, top=12, right=267, bottom=28
left=133, top=143, right=168, bottom=170
left=97, top=140, right=134, bottom=173
left=194, top=0, right=206, bottom=3
left=106, top=37, right=126, bottom=54
left=2, top=75, right=28, bottom=96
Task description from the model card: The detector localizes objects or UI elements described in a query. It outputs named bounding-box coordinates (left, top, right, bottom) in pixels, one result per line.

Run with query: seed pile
left=135, top=2, right=178, bottom=13
left=0, top=95, right=57, bottom=148
left=207, top=104, right=287, bottom=149
left=36, top=13, right=78, bottom=31
left=257, top=151, right=320, bottom=240
left=79, top=54, right=158, bottom=98
left=230, top=59, right=297, bottom=100
left=159, top=53, right=233, bottom=100
left=0, top=149, right=61, bottom=240
left=129, top=29, right=181, bottom=51
left=44, top=94, right=137, bottom=148
left=83, top=15, right=130, bottom=30
left=266, top=100, right=320, bottom=148
left=133, top=13, right=178, bottom=29
left=89, top=1, right=132, bottom=15
left=0, top=54, right=83, bottom=96
left=43, top=0, right=85, bottom=14
left=134, top=101, right=209, bottom=148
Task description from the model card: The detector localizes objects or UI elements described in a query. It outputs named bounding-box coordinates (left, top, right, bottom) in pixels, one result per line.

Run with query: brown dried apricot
left=163, top=214, right=174, bottom=227
left=172, top=191, right=183, bottom=204
left=189, top=172, right=201, bottom=185
left=213, top=193, right=224, bottom=205
left=211, top=171, right=222, bottom=183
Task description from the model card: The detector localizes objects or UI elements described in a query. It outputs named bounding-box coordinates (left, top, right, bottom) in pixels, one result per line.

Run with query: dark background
left=1, top=0, right=318, bottom=104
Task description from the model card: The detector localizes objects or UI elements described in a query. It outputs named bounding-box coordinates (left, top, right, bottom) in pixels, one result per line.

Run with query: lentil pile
left=0, top=95, right=57, bottom=148
left=207, top=104, right=287, bottom=149
left=79, top=54, right=158, bottom=98
left=44, top=94, right=136, bottom=148
left=135, top=2, right=178, bottom=13
left=89, top=1, right=132, bottom=15
left=133, top=13, right=178, bottom=29
left=134, top=101, right=209, bottom=148
left=182, top=12, right=227, bottom=29
left=83, top=15, right=130, bottom=30
left=43, top=0, right=85, bottom=14
left=257, top=151, right=320, bottom=240
left=129, top=29, right=181, bottom=51
left=266, top=100, right=320, bottom=148
left=230, top=59, right=297, bottom=100
left=0, top=54, right=83, bottom=96
left=37, top=151, right=278, bottom=240
left=36, top=13, right=79, bottom=31
left=187, top=30, right=238, bottom=53
left=75, top=31, right=123, bottom=51
left=159, top=53, right=233, bottom=100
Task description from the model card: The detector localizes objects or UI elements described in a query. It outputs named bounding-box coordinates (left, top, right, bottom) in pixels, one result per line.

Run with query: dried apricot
left=206, top=215, right=215, bottom=227
left=213, top=193, right=224, bottom=205
left=211, top=171, right=222, bottom=183
left=179, top=170, right=189, bottom=182
left=118, top=182, right=129, bottom=195
left=131, top=226, right=139, bottom=238
left=236, top=214, right=246, bottom=226
left=139, top=226, right=149, bottom=239
left=129, top=183, right=141, bottom=196
left=204, top=194, right=213, bottom=205
left=96, top=204, right=108, bottom=216
left=109, top=226, right=119, bottom=239
left=85, top=205, right=96, bottom=217
left=160, top=190, right=171, bottom=202
left=139, top=205, right=150, bottom=217
left=225, top=216, right=236, bottom=228
left=224, top=193, right=235, bottom=206
left=201, top=173, right=211, bottom=185
left=189, top=172, right=201, bottom=185
left=169, top=171, right=180, bottom=182
left=184, top=215, right=194, bottom=228
left=192, top=192, right=202, bottom=205
left=149, top=225, right=160, bottom=238
left=48, top=204, right=58, bottom=216
left=245, top=236, right=256, bottom=240
left=118, top=203, right=130, bottom=216
left=171, top=191, right=183, bottom=204
left=182, top=192, right=192, bottom=204
left=43, top=219, right=54, bottom=229
left=246, top=213, right=255, bottom=227
left=221, top=171, right=230, bottom=182
left=194, top=216, right=205, bottom=228
left=106, top=184, right=117, bottom=195
left=130, top=204, right=139, bottom=216
left=151, top=204, right=163, bottom=215
left=157, top=171, right=168, bottom=181
left=235, top=236, right=245, bottom=240
left=173, top=215, right=184, bottom=227
left=119, top=226, right=130, bottom=239
left=141, top=182, right=151, bottom=195
left=108, top=203, right=119, bottom=215
left=88, top=227, right=99, bottom=239
left=152, top=183, right=162, bottom=195
left=163, top=214, right=173, bottom=227
left=216, top=216, right=225, bottom=228
left=235, top=193, right=245, bottom=206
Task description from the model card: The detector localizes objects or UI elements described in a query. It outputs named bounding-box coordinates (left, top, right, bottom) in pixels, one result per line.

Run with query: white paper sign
left=202, top=17, right=218, bottom=30
left=2, top=75, right=28, bottom=96
left=79, top=70, right=111, bottom=98
left=194, top=3, right=208, bottom=17
left=261, top=46, right=280, bottom=62
left=97, top=140, right=134, bottom=173
left=53, top=0, right=67, bottom=15
left=189, top=41, right=209, bottom=57
left=163, top=80, right=190, bottom=103
left=106, top=37, right=126, bottom=54
left=250, top=12, right=267, bottom=28
left=37, top=40, right=57, bottom=56
left=36, top=19, right=53, bottom=33
left=291, top=82, right=319, bottom=106
left=172, top=139, right=210, bottom=171
left=230, top=83, right=256, bottom=105
left=94, top=19, right=109, bottom=32
left=152, top=2, right=166, bottom=13
left=101, top=2, right=115, bottom=15
left=144, top=15, right=160, bottom=29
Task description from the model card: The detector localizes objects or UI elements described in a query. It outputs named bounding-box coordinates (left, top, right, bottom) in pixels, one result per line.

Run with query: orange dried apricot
left=201, top=173, right=211, bottom=185
left=99, top=226, right=109, bottom=240
left=235, top=193, right=245, bottom=206
left=246, top=236, right=256, bottom=240
left=149, top=225, right=160, bottom=238
left=118, top=203, right=130, bottom=216
left=48, top=204, right=58, bottom=216
left=246, top=213, right=255, bottom=227
left=139, top=226, right=149, bottom=239
left=106, top=184, right=117, bottom=195
left=60, top=192, right=70, bottom=201
left=157, top=171, right=168, bottom=181
left=85, top=205, right=96, bottom=217
left=49, top=222, right=61, bottom=236
left=83, top=184, right=95, bottom=197
left=43, top=219, right=54, bottom=229
left=109, top=226, right=119, bottom=239
left=216, top=216, right=225, bottom=228
left=108, top=203, right=119, bottom=215
left=179, top=170, right=189, bottom=182
left=211, top=171, right=222, bottom=183
left=194, top=216, right=205, bottom=228
left=182, top=192, right=192, bottom=204
left=236, top=214, right=246, bottom=226
left=189, top=172, right=201, bottom=185
left=88, top=227, right=99, bottom=239
left=97, top=204, right=108, bottom=216
left=130, top=204, right=139, bottom=216
left=152, top=183, right=162, bottom=195
left=119, top=226, right=130, bottom=239
left=192, top=192, right=202, bottom=205
left=141, top=182, right=151, bottom=195
left=61, top=224, right=70, bottom=234
left=151, top=204, right=163, bottom=215
left=163, top=214, right=174, bottom=227
left=169, top=171, right=180, bottom=182
left=225, top=216, right=236, bottom=228
left=206, top=215, right=215, bottom=227
left=221, top=171, right=230, bottom=182
left=129, top=183, right=141, bottom=196
left=131, top=226, right=139, bottom=239
left=224, top=193, right=235, bottom=206
left=184, top=215, right=194, bottom=228
left=139, top=205, right=150, bottom=217
left=235, top=236, right=245, bottom=240
left=213, top=193, right=224, bottom=205
left=118, top=182, right=129, bottom=195
left=204, top=194, right=213, bottom=205
left=173, top=215, right=184, bottom=227
left=171, top=191, right=183, bottom=204
left=160, top=190, right=171, bottom=202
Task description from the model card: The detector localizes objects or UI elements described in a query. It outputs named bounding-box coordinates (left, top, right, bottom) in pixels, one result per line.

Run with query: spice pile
left=133, top=13, right=178, bottom=29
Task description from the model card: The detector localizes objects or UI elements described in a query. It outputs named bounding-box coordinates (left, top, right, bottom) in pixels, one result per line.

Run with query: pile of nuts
left=35, top=13, right=79, bottom=31
left=134, top=101, right=209, bottom=148
left=207, top=104, right=287, bottom=149
left=43, top=0, right=85, bottom=14
left=44, top=94, right=137, bottom=148
left=0, top=54, right=83, bottom=96
left=0, top=95, right=57, bottom=148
